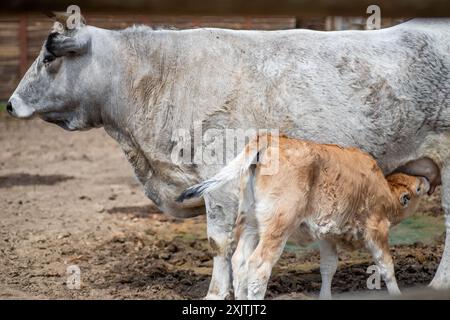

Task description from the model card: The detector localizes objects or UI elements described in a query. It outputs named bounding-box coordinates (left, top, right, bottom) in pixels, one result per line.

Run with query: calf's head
left=386, top=173, right=430, bottom=215
left=7, top=15, right=111, bottom=131
left=392, top=157, right=441, bottom=195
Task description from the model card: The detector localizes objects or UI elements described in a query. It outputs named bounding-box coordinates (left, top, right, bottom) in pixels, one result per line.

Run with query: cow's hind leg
left=431, top=166, right=450, bottom=289
left=204, top=191, right=238, bottom=300
left=319, top=239, right=338, bottom=300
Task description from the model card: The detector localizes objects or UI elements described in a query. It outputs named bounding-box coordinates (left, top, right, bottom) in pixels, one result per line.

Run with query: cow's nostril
left=6, top=101, right=13, bottom=114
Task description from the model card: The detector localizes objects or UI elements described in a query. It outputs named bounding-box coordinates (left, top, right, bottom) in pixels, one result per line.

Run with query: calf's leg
left=319, top=239, right=338, bottom=300
left=246, top=232, right=290, bottom=300
left=247, top=203, right=303, bottom=299
left=365, top=220, right=401, bottom=296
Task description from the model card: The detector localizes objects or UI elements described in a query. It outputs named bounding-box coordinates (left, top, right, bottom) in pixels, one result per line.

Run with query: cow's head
left=7, top=13, right=109, bottom=131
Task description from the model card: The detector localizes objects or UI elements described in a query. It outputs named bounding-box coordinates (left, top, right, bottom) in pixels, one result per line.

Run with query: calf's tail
left=176, top=135, right=268, bottom=202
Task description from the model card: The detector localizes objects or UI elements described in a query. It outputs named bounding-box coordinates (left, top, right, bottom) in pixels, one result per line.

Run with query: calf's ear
left=399, top=192, right=411, bottom=207
left=45, top=31, right=90, bottom=57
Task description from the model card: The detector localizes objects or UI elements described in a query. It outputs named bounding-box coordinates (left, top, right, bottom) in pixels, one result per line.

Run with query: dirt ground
left=0, top=113, right=447, bottom=299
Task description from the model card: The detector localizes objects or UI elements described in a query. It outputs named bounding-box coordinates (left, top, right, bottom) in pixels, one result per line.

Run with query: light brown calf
left=177, top=134, right=431, bottom=299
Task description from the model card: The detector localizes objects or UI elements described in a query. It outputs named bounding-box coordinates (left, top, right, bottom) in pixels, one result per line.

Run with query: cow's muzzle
left=6, top=101, right=13, bottom=114
left=7, top=95, right=35, bottom=118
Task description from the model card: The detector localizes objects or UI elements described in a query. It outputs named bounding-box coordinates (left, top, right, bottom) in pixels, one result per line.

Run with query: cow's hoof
left=429, top=278, right=450, bottom=290
left=204, top=292, right=232, bottom=300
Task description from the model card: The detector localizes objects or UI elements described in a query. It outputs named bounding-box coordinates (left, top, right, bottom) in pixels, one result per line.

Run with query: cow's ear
left=399, top=192, right=411, bottom=207
left=45, top=30, right=90, bottom=57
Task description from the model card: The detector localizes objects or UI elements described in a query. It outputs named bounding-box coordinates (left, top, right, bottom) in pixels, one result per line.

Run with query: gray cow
left=7, top=16, right=450, bottom=299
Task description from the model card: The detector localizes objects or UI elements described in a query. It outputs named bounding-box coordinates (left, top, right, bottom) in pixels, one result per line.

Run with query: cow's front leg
left=430, top=165, right=450, bottom=289
left=204, top=191, right=238, bottom=300
left=232, top=214, right=259, bottom=300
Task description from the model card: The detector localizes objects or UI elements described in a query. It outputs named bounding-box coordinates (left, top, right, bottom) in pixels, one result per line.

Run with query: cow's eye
left=43, top=53, right=56, bottom=66
left=416, top=186, right=421, bottom=193
left=42, top=54, right=61, bottom=74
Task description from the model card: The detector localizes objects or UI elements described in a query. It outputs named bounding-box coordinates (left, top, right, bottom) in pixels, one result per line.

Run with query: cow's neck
left=101, top=28, right=203, bottom=214
left=102, top=27, right=180, bottom=161
left=103, top=117, right=203, bottom=216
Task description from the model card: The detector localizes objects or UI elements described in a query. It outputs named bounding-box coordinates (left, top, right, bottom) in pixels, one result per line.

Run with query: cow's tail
left=176, top=136, right=266, bottom=202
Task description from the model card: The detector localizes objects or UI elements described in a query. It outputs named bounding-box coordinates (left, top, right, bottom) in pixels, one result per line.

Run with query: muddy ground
left=0, top=112, right=447, bottom=299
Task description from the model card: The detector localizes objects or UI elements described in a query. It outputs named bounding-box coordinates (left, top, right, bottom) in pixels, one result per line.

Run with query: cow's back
left=183, top=21, right=449, bottom=180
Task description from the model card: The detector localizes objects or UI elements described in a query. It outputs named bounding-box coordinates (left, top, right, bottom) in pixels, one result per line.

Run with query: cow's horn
left=44, top=11, right=86, bottom=28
